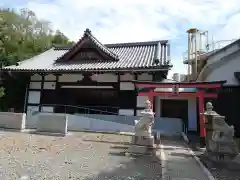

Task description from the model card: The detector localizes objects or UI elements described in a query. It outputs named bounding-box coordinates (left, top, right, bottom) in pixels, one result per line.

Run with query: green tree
left=0, top=8, right=73, bottom=66
left=0, top=8, right=73, bottom=111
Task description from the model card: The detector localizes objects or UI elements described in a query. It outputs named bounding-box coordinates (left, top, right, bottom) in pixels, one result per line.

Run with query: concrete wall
left=37, top=113, right=68, bottom=134
left=0, top=112, right=26, bottom=130
left=26, top=112, right=183, bottom=135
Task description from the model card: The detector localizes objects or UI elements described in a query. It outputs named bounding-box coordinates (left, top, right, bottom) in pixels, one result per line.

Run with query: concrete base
left=132, top=135, right=154, bottom=147
left=126, top=144, right=156, bottom=155
left=37, top=113, right=68, bottom=135
left=0, top=112, right=26, bottom=130
left=127, top=145, right=148, bottom=154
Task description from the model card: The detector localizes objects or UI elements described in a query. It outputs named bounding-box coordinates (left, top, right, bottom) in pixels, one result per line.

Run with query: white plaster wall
left=120, top=73, right=133, bottom=81
left=58, top=74, right=83, bottom=82
left=44, top=82, right=56, bottom=89
left=91, top=73, right=117, bottom=82
left=30, top=74, right=41, bottom=81
left=45, top=74, right=56, bottom=81
left=28, top=91, right=41, bottom=104
left=205, top=57, right=240, bottom=85
left=118, top=109, right=134, bottom=116
left=58, top=73, right=118, bottom=82
left=29, top=82, right=41, bottom=89
left=137, top=73, right=152, bottom=81
left=120, top=82, right=134, bottom=90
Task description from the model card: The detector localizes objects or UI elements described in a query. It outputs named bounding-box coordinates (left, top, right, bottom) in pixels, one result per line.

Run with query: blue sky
left=2, top=0, right=240, bottom=78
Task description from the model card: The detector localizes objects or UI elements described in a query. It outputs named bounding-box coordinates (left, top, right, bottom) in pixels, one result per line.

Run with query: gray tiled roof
left=3, top=29, right=172, bottom=72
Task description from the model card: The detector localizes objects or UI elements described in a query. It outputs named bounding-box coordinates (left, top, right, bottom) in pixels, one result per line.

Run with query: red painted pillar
left=148, top=90, right=154, bottom=107
left=198, top=90, right=206, bottom=137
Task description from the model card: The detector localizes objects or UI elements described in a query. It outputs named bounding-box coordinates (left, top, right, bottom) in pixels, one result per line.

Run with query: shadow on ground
left=83, top=144, right=162, bottom=180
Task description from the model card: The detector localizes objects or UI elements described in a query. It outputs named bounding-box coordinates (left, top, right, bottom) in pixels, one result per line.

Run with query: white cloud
left=8, top=0, right=240, bottom=76
left=22, top=0, right=240, bottom=42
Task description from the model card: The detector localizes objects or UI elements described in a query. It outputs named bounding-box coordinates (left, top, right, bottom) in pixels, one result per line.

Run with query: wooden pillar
left=54, top=74, right=60, bottom=113
left=39, top=73, right=45, bottom=112
left=24, top=75, right=31, bottom=113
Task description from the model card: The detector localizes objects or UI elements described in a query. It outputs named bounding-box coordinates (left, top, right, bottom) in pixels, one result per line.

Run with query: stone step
left=126, top=144, right=156, bottom=156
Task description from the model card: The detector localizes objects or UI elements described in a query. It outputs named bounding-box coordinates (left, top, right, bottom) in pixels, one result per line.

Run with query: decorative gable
left=56, top=28, right=119, bottom=62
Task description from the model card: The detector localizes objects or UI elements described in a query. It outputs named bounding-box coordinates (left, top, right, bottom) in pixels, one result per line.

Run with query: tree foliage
left=0, top=8, right=73, bottom=66
left=0, top=8, right=73, bottom=110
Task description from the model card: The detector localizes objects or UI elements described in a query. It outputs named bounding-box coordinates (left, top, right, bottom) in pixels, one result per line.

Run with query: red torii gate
left=133, top=80, right=226, bottom=139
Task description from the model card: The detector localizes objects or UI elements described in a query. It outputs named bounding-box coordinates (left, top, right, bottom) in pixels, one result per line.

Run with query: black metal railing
left=27, top=104, right=120, bottom=115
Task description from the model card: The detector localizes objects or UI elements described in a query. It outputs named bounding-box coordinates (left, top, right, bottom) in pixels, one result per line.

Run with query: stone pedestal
left=126, top=100, right=156, bottom=155
left=132, top=135, right=154, bottom=147
left=127, top=145, right=148, bottom=154
left=203, top=102, right=239, bottom=162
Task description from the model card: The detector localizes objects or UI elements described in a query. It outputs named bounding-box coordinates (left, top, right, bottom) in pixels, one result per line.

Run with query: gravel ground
left=0, top=131, right=162, bottom=180
left=188, top=139, right=240, bottom=180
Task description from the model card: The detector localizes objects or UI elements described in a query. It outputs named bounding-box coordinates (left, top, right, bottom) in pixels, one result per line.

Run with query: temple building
left=2, top=29, right=173, bottom=126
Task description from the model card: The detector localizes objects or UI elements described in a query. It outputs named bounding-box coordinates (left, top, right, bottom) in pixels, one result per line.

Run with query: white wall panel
left=44, top=82, right=56, bottom=89
left=120, top=73, right=133, bottom=81
left=31, top=74, right=41, bottom=81
left=120, top=82, right=135, bottom=90
left=29, top=82, right=41, bottom=89
left=28, top=91, right=41, bottom=104
left=58, top=74, right=83, bottom=82
left=137, top=73, right=152, bottom=81
left=45, top=74, right=56, bottom=81
left=91, top=73, right=117, bottom=82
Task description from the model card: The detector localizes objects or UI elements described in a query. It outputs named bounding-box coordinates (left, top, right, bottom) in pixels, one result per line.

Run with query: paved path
left=159, top=137, right=210, bottom=180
